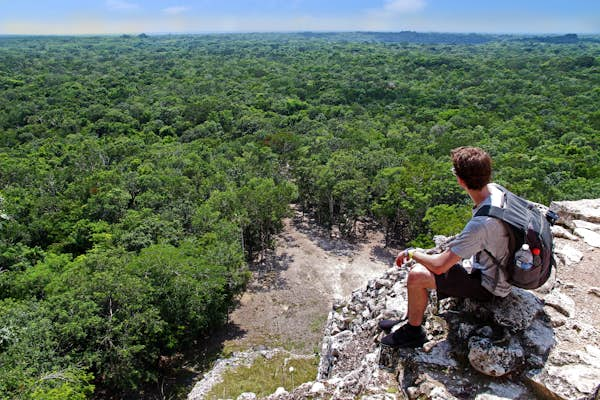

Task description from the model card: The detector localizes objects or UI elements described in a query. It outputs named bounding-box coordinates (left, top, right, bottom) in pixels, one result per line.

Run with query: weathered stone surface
left=551, top=199, right=600, bottom=223
left=468, top=336, right=524, bottom=377
left=552, top=225, right=580, bottom=241
left=544, top=290, right=576, bottom=317
left=384, top=295, right=406, bottom=319
left=474, top=381, right=528, bottom=400
left=406, top=373, right=457, bottom=400
left=555, top=243, right=584, bottom=267
left=407, top=374, right=459, bottom=400
left=237, top=393, right=258, bottom=400
left=489, top=288, right=544, bottom=331
left=309, top=382, right=325, bottom=393
left=533, top=265, right=557, bottom=295
left=522, top=319, right=555, bottom=356
left=414, top=339, right=458, bottom=368
left=574, top=227, right=600, bottom=248
left=573, top=219, right=600, bottom=233
left=361, top=394, right=397, bottom=400
left=456, top=322, right=477, bottom=340
left=330, top=330, right=353, bottom=357
left=379, top=345, right=400, bottom=374
left=390, top=281, right=404, bottom=294
left=526, top=345, right=600, bottom=400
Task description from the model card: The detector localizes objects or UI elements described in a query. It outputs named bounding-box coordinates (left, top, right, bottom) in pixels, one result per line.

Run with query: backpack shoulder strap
left=476, top=249, right=502, bottom=293
left=473, top=185, right=518, bottom=292
left=475, top=204, right=505, bottom=220
left=475, top=185, right=531, bottom=231
left=474, top=184, right=508, bottom=219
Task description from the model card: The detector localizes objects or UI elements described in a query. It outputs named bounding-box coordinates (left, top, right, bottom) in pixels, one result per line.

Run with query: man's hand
left=395, top=248, right=415, bottom=267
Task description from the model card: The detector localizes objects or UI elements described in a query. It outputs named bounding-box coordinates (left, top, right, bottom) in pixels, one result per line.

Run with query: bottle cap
left=522, top=244, right=530, bottom=251
left=532, top=248, right=541, bottom=256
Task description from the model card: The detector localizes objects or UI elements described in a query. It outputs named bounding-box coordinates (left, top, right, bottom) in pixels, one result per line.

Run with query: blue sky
left=1, top=0, right=598, bottom=35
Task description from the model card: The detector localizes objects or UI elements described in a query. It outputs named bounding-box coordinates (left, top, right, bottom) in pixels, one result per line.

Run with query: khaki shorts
left=434, top=263, right=495, bottom=301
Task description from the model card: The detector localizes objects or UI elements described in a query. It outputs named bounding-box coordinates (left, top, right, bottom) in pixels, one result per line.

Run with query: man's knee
left=407, top=264, right=436, bottom=289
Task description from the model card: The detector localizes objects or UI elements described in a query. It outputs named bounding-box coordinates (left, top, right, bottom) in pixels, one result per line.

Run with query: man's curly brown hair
left=451, top=146, right=492, bottom=190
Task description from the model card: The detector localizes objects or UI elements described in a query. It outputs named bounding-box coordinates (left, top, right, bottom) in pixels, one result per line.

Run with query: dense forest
left=0, top=33, right=599, bottom=398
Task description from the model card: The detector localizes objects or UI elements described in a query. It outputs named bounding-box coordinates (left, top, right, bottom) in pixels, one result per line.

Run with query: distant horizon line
left=1, top=30, right=597, bottom=37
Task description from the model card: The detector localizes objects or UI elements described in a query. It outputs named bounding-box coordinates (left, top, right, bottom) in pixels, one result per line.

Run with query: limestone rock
left=573, top=219, right=600, bottom=233
left=555, top=243, right=584, bottom=267
left=522, top=319, right=555, bottom=356
left=463, top=288, right=544, bottom=333
left=237, top=393, right=258, bottom=400
left=550, top=199, right=600, bottom=224
left=490, top=288, right=544, bottom=332
left=330, top=330, right=353, bottom=357
left=544, top=306, right=567, bottom=328
left=273, top=387, right=287, bottom=396
left=526, top=345, right=600, bottom=400
left=317, top=337, right=333, bottom=379
left=361, top=394, right=397, bottom=400
left=474, top=381, right=528, bottom=400
left=414, top=339, right=458, bottom=368
left=544, top=290, right=576, bottom=317
left=457, top=322, right=477, bottom=341
left=552, top=225, right=579, bottom=241
left=375, top=278, right=392, bottom=289
left=384, top=295, right=406, bottom=318
left=574, top=227, right=600, bottom=248
left=407, top=374, right=459, bottom=400
left=468, top=336, right=524, bottom=377
left=309, top=382, right=325, bottom=393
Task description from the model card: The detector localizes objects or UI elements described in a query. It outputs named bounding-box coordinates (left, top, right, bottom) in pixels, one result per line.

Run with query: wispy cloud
left=163, top=6, right=190, bottom=16
left=363, top=0, right=426, bottom=30
left=106, top=0, right=140, bottom=11
left=383, top=0, right=426, bottom=14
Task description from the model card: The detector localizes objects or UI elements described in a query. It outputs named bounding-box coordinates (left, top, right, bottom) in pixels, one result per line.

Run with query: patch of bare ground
left=222, top=210, right=397, bottom=354
left=551, top=237, right=600, bottom=344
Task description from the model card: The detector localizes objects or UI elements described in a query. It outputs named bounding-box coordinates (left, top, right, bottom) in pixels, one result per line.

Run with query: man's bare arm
left=397, top=248, right=461, bottom=275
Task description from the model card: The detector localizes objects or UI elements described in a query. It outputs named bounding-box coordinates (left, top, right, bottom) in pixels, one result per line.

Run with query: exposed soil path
left=223, top=211, right=397, bottom=353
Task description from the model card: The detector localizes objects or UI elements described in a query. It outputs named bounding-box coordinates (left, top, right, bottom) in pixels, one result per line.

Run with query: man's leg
left=380, top=264, right=434, bottom=347
left=407, top=264, right=437, bottom=326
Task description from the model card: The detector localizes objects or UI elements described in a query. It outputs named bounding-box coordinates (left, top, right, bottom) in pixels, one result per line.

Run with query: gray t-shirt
left=450, top=184, right=512, bottom=297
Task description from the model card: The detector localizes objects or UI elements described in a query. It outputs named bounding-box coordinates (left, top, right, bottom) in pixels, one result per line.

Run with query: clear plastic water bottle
left=515, top=244, right=533, bottom=270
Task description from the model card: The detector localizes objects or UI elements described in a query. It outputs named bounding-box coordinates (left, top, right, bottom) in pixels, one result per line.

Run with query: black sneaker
left=380, top=323, right=427, bottom=348
left=378, top=319, right=401, bottom=332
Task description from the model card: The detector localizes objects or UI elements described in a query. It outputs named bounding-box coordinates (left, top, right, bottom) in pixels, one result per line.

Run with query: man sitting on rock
left=380, top=146, right=512, bottom=348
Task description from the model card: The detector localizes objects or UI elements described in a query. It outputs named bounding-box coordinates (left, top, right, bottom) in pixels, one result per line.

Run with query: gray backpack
left=474, top=185, right=557, bottom=289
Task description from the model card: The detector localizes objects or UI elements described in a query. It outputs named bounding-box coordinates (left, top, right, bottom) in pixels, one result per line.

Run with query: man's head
left=451, top=146, right=492, bottom=190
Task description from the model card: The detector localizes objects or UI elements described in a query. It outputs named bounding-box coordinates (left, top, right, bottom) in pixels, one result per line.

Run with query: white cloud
left=363, top=0, right=426, bottom=30
left=106, top=0, right=140, bottom=10
left=163, top=6, right=190, bottom=16
left=383, top=0, right=426, bottom=14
